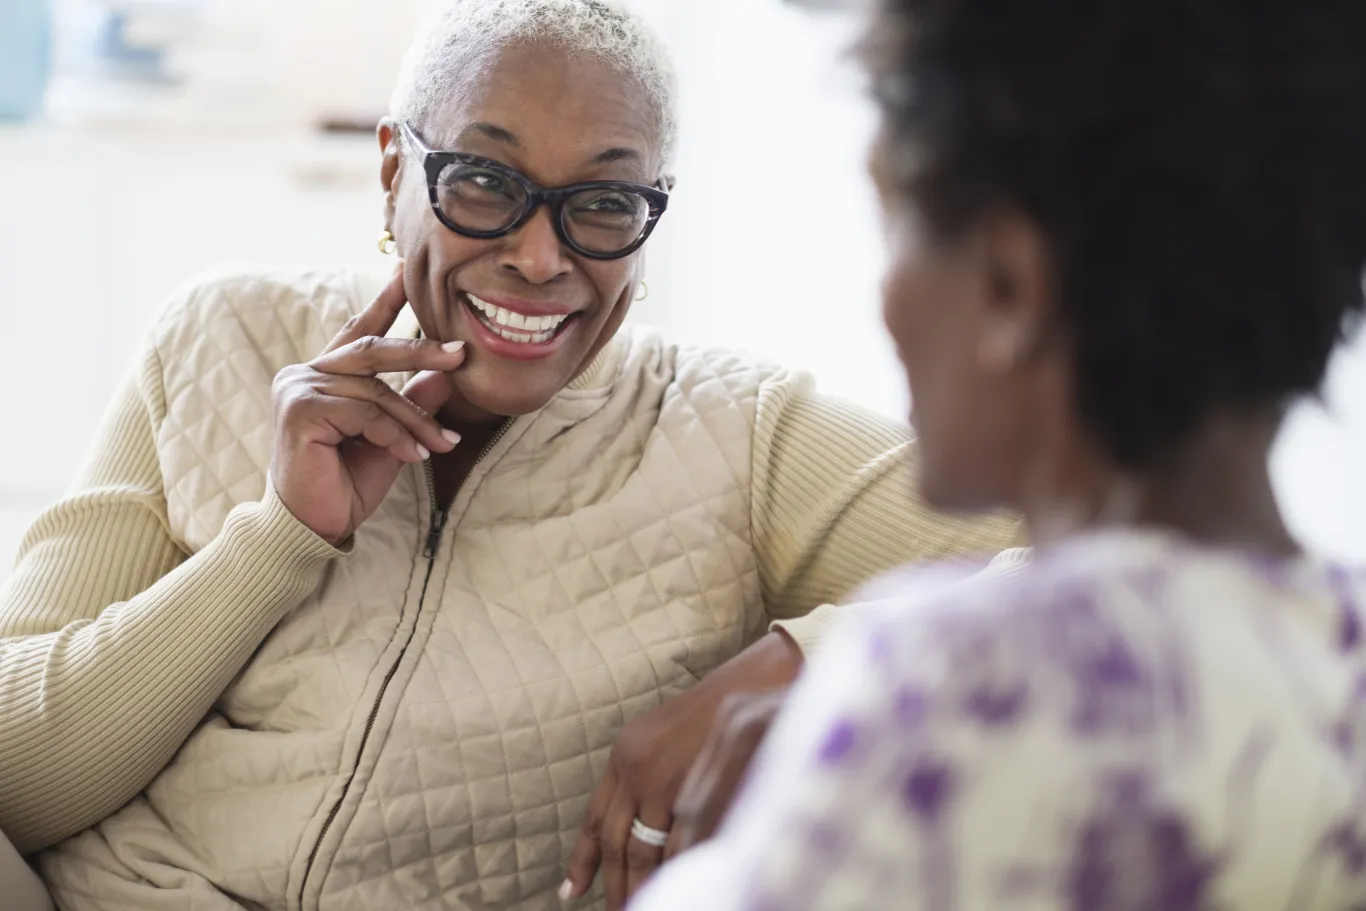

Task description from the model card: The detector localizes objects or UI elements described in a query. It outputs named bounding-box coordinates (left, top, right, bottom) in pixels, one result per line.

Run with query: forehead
left=425, top=41, right=661, bottom=181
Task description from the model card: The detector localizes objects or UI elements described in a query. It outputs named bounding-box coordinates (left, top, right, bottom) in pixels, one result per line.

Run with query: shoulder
left=820, top=536, right=1193, bottom=732
left=613, top=330, right=817, bottom=431
left=662, top=345, right=917, bottom=479
left=132, top=266, right=380, bottom=451
left=637, top=336, right=911, bottom=459
left=664, top=338, right=813, bottom=400
left=146, top=265, right=375, bottom=370
left=856, top=534, right=1179, bottom=662
left=840, top=532, right=1364, bottom=738
left=758, top=390, right=911, bottom=462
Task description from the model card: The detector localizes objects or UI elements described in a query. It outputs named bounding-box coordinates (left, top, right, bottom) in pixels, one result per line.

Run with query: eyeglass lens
left=436, top=162, right=653, bottom=255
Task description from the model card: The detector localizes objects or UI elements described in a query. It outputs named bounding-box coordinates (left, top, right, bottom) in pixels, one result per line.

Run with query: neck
left=1021, top=412, right=1298, bottom=557
left=437, top=397, right=508, bottom=436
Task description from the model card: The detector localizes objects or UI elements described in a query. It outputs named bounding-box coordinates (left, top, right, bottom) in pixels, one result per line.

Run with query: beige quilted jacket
left=0, top=269, right=1020, bottom=910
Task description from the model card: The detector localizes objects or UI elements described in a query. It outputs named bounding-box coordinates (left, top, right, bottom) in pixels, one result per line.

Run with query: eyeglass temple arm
left=399, top=121, right=432, bottom=156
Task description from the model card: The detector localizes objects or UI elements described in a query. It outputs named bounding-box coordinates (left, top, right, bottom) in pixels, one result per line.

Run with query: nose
left=498, top=204, right=574, bottom=284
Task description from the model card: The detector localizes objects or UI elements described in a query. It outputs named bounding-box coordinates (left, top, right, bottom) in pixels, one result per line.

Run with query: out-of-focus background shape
left=0, top=0, right=1359, bottom=582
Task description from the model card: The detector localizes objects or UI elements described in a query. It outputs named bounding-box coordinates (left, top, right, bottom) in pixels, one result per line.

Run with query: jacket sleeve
left=0, top=337, right=342, bottom=855
left=750, top=383, right=1025, bottom=657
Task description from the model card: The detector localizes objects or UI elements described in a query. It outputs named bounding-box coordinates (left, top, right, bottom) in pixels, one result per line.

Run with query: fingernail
left=416, top=444, right=430, bottom=460
left=441, top=429, right=461, bottom=446
left=442, top=340, right=465, bottom=353
left=558, top=879, right=574, bottom=902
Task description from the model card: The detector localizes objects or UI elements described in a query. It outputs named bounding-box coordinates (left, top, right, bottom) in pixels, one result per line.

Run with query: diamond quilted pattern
left=316, top=334, right=783, bottom=909
left=38, top=270, right=801, bottom=911
left=154, top=269, right=355, bottom=551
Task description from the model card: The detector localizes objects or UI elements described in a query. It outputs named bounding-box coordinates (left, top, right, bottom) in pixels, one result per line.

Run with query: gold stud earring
left=634, top=281, right=650, bottom=302
left=378, top=230, right=397, bottom=256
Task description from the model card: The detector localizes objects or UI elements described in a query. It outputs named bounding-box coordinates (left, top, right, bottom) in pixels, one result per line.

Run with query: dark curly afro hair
left=863, top=0, right=1366, bottom=470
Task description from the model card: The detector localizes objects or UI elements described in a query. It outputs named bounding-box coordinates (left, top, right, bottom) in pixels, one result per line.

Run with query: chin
left=918, top=467, right=1009, bottom=517
left=451, top=368, right=561, bottom=418
left=916, top=474, right=961, bottom=514
left=915, top=447, right=981, bottom=515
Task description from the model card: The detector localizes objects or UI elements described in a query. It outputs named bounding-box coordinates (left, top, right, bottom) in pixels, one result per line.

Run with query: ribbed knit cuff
left=251, top=483, right=352, bottom=562
left=773, top=546, right=1035, bottom=660
left=772, top=602, right=875, bottom=662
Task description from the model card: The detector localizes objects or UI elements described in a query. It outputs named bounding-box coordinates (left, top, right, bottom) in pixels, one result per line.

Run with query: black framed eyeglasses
left=400, top=122, right=669, bottom=261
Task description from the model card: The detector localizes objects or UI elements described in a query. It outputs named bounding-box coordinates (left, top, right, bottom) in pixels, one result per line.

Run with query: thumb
left=402, top=369, right=454, bottom=416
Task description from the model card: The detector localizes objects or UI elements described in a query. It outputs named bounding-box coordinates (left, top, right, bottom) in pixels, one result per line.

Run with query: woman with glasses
left=0, top=2, right=1017, bottom=909
left=636, top=0, right=1366, bottom=908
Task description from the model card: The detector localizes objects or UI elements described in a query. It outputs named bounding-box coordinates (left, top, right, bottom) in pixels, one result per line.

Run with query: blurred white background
left=0, top=0, right=1360, bottom=587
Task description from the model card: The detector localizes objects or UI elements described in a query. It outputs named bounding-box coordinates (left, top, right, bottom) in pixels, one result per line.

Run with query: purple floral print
left=633, top=533, right=1366, bottom=911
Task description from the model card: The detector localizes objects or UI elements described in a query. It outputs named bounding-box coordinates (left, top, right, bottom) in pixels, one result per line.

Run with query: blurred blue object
left=91, top=9, right=168, bottom=82
left=0, top=0, right=52, bottom=121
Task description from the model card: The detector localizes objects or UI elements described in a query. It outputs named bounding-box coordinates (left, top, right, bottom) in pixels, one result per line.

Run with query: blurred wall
left=0, top=0, right=1360, bottom=585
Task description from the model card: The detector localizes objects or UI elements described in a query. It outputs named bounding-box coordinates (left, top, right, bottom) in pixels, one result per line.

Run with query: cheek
left=393, top=180, right=484, bottom=271
left=585, top=257, right=634, bottom=303
left=881, top=247, right=985, bottom=507
left=578, top=260, right=637, bottom=337
left=881, top=248, right=943, bottom=400
left=391, top=172, right=434, bottom=252
left=403, top=233, right=488, bottom=339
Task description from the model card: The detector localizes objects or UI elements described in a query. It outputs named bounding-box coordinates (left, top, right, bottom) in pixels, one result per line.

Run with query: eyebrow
left=593, top=147, right=643, bottom=165
left=466, top=122, right=520, bottom=147
left=461, top=122, right=644, bottom=167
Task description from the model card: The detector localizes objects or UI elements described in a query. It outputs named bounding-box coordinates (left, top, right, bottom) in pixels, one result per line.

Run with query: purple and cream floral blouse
left=635, top=530, right=1366, bottom=910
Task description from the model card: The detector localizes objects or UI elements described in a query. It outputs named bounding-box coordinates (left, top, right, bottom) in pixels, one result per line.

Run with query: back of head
left=390, top=0, right=678, bottom=167
left=865, top=0, right=1366, bottom=470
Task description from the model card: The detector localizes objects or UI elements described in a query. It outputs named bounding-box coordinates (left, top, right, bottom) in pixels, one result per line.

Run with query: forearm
left=0, top=487, right=339, bottom=854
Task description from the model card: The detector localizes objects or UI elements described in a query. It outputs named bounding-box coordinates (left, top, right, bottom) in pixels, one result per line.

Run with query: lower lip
left=460, top=296, right=578, bottom=361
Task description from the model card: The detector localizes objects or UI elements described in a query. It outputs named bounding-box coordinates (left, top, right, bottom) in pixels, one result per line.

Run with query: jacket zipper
left=422, top=419, right=514, bottom=556
left=301, top=419, right=513, bottom=903
left=423, top=479, right=449, bottom=559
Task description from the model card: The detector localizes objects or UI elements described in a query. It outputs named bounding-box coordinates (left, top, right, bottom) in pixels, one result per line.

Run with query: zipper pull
left=423, top=509, right=449, bottom=560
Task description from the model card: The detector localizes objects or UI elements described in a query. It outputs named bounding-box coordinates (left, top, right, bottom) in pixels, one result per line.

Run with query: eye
left=569, top=190, right=647, bottom=229
left=441, top=165, right=521, bottom=205
left=467, top=172, right=513, bottom=195
left=579, top=191, right=637, bottom=215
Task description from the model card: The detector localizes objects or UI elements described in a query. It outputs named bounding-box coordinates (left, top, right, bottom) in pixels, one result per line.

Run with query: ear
left=378, top=118, right=403, bottom=232
left=661, top=173, right=677, bottom=192
left=974, top=211, right=1054, bottom=370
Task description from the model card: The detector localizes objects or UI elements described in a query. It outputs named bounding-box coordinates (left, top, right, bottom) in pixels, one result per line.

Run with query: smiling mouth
left=464, top=293, right=578, bottom=345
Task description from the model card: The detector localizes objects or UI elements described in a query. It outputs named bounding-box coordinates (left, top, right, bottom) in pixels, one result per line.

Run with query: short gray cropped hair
left=390, top=0, right=678, bottom=169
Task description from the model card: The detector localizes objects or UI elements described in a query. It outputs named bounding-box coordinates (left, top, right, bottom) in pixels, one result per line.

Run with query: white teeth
left=466, top=294, right=568, bottom=344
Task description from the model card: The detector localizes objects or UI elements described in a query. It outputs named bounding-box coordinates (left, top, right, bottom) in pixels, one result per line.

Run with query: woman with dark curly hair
left=634, top=0, right=1366, bottom=907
